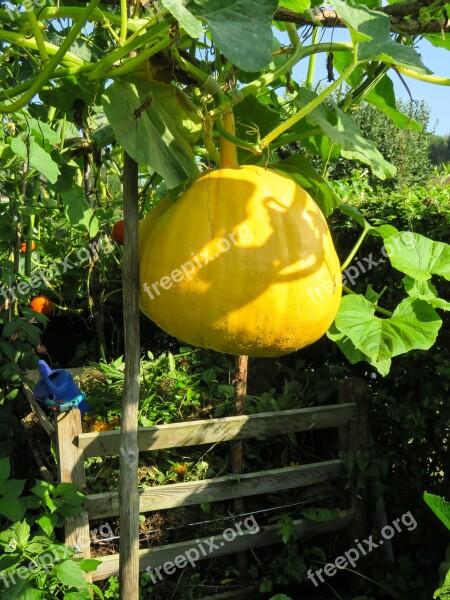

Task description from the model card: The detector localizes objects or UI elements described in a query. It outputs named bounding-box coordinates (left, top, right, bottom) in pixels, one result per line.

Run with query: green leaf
left=233, top=94, right=281, bottom=140
left=63, top=186, right=99, bottom=237
left=334, top=295, right=442, bottom=363
left=277, top=0, right=310, bottom=12
left=333, top=0, right=431, bottom=73
left=79, top=558, right=101, bottom=572
left=385, top=232, right=450, bottom=281
left=338, top=204, right=398, bottom=239
left=103, top=81, right=198, bottom=189
left=301, top=507, right=342, bottom=521
left=327, top=323, right=391, bottom=376
left=1, top=579, right=42, bottom=600
left=0, top=457, right=10, bottom=481
left=365, top=75, right=422, bottom=131
left=28, top=118, right=60, bottom=146
left=10, top=136, right=60, bottom=183
left=332, top=0, right=373, bottom=44
left=63, top=592, right=92, bottom=600
left=293, top=88, right=396, bottom=179
left=0, top=497, right=27, bottom=521
left=269, top=154, right=341, bottom=217
left=161, top=0, right=203, bottom=38
left=403, top=277, right=450, bottom=311
left=54, top=560, right=88, bottom=589
left=424, top=492, right=450, bottom=531
left=189, top=0, right=278, bottom=72
left=15, top=521, right=30, bottom=548
left=36, top=513, right=58, bottom=537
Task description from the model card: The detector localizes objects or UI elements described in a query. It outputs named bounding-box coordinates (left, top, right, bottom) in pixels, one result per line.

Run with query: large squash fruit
left=139, top=165, right=342, bottom=357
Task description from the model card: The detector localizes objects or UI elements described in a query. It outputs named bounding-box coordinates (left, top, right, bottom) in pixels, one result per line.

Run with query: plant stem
left=395, top=66, right=450, bottom=86
left=27, top=10, right=49, bottom=63
left=285, top=22, right=301, bottom=48
left=340, top=227, right=370, bottom=272
left=305, top=28, right=318, bottom=89
left=107, top=37, right=172, bottom=78
left=0, top=0, right=101, bottom=114
left=119, top=0, right=128, bottom=45
left=88, top=17, right=172, bottom=80
left=0, top=30, right=85, bottom=67
left=219, top=110, right=239, bottom=168
left=342, top=285, right=393, bottom=317
left=235, top=42, right=354, bottom=110
left=260, top=62, right=358, bottom=148
left=216, top=114, right=261, bottom=156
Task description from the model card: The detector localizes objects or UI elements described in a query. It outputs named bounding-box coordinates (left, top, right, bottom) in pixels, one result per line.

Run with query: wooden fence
left=23, top=377, right=359, bottom=587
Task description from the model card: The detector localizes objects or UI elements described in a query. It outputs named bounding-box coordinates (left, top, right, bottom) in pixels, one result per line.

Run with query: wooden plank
left=56, top=409, right=92, bottom=582
left=85, top=460, right=343, bottom=519
left=22, top=384, right=55, bottom=436
left=78, top=403, right=356, bottom=457
left=92, top=509, right=354, bottom=581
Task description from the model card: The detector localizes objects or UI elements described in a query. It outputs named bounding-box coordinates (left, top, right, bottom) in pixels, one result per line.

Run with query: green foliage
left=0, top=458, right=103, bottom=600
left=429, top=135, right=450, bottom=167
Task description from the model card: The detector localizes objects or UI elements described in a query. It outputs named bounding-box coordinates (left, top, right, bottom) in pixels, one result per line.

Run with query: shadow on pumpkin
left=140, top=168, right=339, bottom=355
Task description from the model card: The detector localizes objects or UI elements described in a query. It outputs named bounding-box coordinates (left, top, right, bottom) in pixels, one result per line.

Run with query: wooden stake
left=230, top=354, right=248, bottom=571
left=118, top=152, right=140, bottom=600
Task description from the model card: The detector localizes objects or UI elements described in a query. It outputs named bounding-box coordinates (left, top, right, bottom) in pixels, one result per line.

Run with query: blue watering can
left=34, top=360, right=90, bottom=415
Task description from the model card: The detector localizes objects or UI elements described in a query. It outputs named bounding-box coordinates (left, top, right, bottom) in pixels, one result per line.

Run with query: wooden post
left=230, top=354, right=248, bottom=571
left=118, top=151, right=140, bottom=600
left=338, top=377, right=369, bottom=543
left=55, top=409, right=92, bottom=581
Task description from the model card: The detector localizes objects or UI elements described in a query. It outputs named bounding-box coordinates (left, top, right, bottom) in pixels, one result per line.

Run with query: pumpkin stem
left=219, top=109, right=239, bottom=168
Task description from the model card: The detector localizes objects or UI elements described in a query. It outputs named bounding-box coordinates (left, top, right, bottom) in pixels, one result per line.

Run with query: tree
left=429, top=134, right=450, bottom=166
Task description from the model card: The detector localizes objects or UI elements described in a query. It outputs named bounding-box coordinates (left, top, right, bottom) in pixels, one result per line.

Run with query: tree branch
left=273, top=6, right=450, bottom=35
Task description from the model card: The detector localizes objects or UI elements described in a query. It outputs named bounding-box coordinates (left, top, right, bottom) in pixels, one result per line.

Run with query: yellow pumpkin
left=139, top=165, right=342, bottom=357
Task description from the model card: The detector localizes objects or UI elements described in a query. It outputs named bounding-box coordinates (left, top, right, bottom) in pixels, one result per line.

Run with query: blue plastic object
left=34, top=360, right=90, bottom=415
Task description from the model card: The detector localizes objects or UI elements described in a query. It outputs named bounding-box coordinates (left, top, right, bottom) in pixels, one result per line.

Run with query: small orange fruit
left=20, top=241, right=36, bottom=253
left=30, top=296, right=55, bottom=316
left=112, top=220, right=124, bottom=245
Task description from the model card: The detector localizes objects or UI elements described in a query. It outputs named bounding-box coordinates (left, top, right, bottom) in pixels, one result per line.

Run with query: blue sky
left=276, top=29, right=449, bottom=136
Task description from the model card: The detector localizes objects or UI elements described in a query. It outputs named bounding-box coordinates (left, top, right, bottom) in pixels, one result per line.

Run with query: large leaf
left=1, top=579, right=42, bottom=600
left=189, top=0, right=278, bottom=72
left=54, top=560, right=88, bottom=589
left=403, top=276, right=450, bottom=311
left=327, top=322, right=392, bottom=376
left=233, top=94, right=281, bottom=140
left=333, top=0, right=432, bottom=73
left=162, top=0, right=203, bottom=38
left=294, top=88, right=396, bottom=179
left=277, top=0, right=310, bottom=12
left=384, top=232, right=450, bottom=281
left=269, top=154, right=341, bottom=217
left=424, top=492, right=450, bottom=531
left=10, top=136, right=60, bottom=183
left=103, top=81, right=198, bottom=189
left=334, top=295, right=441, bottom=365
left=365, top=75, right=421, bottom=131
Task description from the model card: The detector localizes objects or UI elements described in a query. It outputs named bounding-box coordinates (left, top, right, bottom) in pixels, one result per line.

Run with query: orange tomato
left=112, top=220, right=124, bottom=245
left=20, top=241, right=36, bottom=253
left=30, top=296, right=55, bottom=316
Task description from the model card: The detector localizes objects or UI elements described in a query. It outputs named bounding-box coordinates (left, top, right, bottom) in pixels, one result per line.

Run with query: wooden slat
left=22, top=384, right=55, bottom=436
left=56, top=409, right=92, bottom=583
left=78, top=403, right=356, bottom=457
left=92, top=509, right=354, bottom=581
left=85, top=460, right=343, bottom=519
